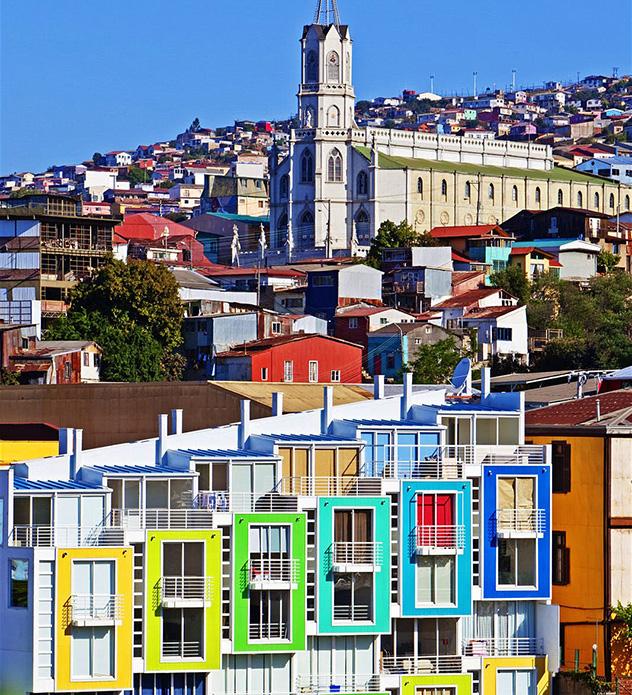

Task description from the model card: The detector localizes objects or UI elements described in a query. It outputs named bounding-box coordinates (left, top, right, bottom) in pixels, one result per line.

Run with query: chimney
left=59, top=428, right=74, bottom=456
left=374, top=374, right=385, bottom=400
left=70, top=428, right=83, bottom=479
left=321, top=386, right=334, bottom=435
left=238, top=400, right=251, bottom=448
left=272, top=392, right=284, bottom=417
left=596, top=399, right=601, bottom=422
left=480, top=367, right=491, bottom=399
left=156, top=413, right=168, bottom=464
left=171, top=409, right=183, bottom=435
left=401, top=372, right=413, bottom=420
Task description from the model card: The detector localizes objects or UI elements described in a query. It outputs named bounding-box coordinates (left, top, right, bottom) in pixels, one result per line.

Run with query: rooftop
left=526, top=390, right=632, bottom=427
left=216, top=333, right=362, bottom=357
left=432, top=287, right=506, bottom=309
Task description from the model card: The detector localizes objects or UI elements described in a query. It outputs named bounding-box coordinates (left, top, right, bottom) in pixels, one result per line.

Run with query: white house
left=557, top=240, right=600, bottom=281
left=575, top=156, right=632, bottom=186
left=461, top=305, right=529, bottom=365
left=104, top=151, right=132, bottom=167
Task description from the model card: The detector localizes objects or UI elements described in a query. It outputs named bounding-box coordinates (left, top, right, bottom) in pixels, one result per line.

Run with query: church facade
left=269, top=6, right=629, bottom=255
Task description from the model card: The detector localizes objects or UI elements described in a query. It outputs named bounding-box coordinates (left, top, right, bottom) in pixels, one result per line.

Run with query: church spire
left=313, top=0, right=340, bottom=26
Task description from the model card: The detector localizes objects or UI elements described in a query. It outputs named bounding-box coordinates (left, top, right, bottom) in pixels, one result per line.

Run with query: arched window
left=300, top=150, right=314, bottom=183
left=609, top=193, right=616, bottom=210
left=535, top=187, right=541, bottom=207
left=327, top=51, right=340, bottom=83
left=488, top=183, right=495, bottom=201
left=512, top=185, right=518, bottom=203
left=594, top=192, right=600, bottom=209
left=277, top=212, right=288, bottom=247
left=305, top=50, right=318, bottom=83
left=577, top=191, right=584, bottom=208
left=441, top=179, right=448, bottom=199
left=327, top=105, right=340, bottom=127
left=327, top=148, right=343, bottom=182
left=557, top=189, right=564, bottom=206
left=626, top=195, right=630, bottom=211
left=280, top=175, right=289, bottom=199
left=417, top=177, right=424, bottom=196
left=357, top=170, right=368, bottom=196
left=465, top=181, right=472, bottom=200
left=298, top=210, right=315, bottom=249
left=355, top=209, right=370, bottom=243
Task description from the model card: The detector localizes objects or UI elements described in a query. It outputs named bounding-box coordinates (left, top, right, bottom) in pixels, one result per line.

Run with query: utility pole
left=325, top=200, right=332, bottom=259
left=473, top=71, right=478, bottom=99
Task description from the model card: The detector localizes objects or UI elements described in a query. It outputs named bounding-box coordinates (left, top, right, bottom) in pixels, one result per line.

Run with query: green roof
left=354, top=146, right=623, bottom=186
left=206, top=212, right=270, bottom=224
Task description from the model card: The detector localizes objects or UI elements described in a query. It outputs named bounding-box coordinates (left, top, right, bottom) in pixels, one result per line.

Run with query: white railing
left=70, top=593, right=123, bottom=623
left=160, top=576, right=214, bottom=603
left=109, top=508, right=213, bottom=530
left=162, top=641, right=202, bottom=658
left=381, top=655, right=463, bottom=675
left=10, top=524, right=126, bottom=548
left=296, top=674, right=381, bottom=693
left=495, top=508, right=546, bottom=534
left=461, top=637, right=544, bottom=657
left=332, top=542, right=383, bottom=566
left=333, top=605, right=372, bottom=621
left=248, top=558, right=300, bottom=584
left=279, top=477, right=383, bottom=497
left=249, top=622, right=289, bottom=640
left=412, top=525, right=465, bottom=552
left=194, top=491, right=298, bottom=513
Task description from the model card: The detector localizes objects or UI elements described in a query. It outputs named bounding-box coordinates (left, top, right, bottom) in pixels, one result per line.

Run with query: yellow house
left=0, top=423, right=59, bottom=465
left=508, top=246, right=562, bottom=280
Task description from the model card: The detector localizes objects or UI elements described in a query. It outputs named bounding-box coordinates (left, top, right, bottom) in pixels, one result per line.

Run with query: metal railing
left=162, top=641, right=202, bottom=658
left=160, top=576, right=214, bottom=603
left=461, top=637, right=544, bottom=657
left=249, top=622, right=289, bottom=640
left=10, top=524, right=125, bottom=548
left=495, top=508, right=546, bottom=534
left=248, top=558, right=300, bottom=584
left=109, top=508, right=213, bottom=530
left=380, top=655, right=463, bottom=675
left=333, top=605, right=372, bottom=621
left=331, top=542, right=383, bottom=566
left=412, top=525, right=466, bottom=552
left=279, top=477, right=383, bottom=497
left=194, top=491, right=298, bottom=513
left=70, top=593, right=123, bottom=623
left=296, top=674, right=381, bottom=693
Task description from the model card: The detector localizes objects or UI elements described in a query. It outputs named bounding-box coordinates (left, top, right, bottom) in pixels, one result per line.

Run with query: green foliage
left=92, top=152, right=103, bottom=165
left=45, top=258, right=184, bottom=382
left=0, top=368, right=20, bottom=386
left=611, top=601, right=632, bottom=639
left=190, top=117, right=201, bottom=132
left=126, top=165, right=149, bottom=186
left=365, top=219, right=436, bottom=269
left=406, top=337, right=470, bottom=385
left=490, top=264, right=531, bottom=304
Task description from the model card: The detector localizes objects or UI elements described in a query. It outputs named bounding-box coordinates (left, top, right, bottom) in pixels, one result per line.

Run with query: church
left=268, top=0, right=629, bottom=256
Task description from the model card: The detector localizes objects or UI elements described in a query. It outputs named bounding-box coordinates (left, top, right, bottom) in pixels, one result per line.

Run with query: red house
left=214, top=334, right=362, bottom=384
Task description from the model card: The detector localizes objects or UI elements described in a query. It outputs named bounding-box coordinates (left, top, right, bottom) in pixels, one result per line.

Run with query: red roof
left=336, top=306, right=404, bottom=318
left=114, top=213, right=195, bottom=242
left=216, top=333, right=362, bottom=357
left=463, top=305, right=521, bottom=319
left=510, top=247, right=534, bottom=256
left=430, top=225, right=509, bottom=239
left=526, top=390, right=632, bottom=427
left=207, top=267, right=306, bottom=279
left=432, top=287, right=506, bottom=309
left=452, top=251, right=476, bottom=264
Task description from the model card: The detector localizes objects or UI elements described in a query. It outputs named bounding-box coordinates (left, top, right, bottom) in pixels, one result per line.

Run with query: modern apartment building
left=0, top=374, right=559, bottom=695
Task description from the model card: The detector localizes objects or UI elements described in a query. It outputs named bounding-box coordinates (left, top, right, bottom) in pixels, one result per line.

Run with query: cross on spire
left=313, top=0, right=340, bottom=26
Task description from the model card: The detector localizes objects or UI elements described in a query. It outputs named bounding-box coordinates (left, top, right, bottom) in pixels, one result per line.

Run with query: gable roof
left=115, top=213, right=195, bottom=241
left=526, top=390, right=632, bottom=427
left=432, top=287, right=508, bottom=309
left=430, top=225, right=509, bottom=239
left=216, top=333, right=362, bottom=357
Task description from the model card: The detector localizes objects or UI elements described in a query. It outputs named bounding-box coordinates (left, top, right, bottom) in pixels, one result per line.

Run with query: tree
left=189, top=117, right=201, bottom=132
left=406, top=337, right=465, bottom=385
left=489, top=264, right=530, bottom=304
left=597, top=250, right=621, bottom=273
left=127, top=165, right=148, bottom=187
left=92, top=152, right=103, bottom=165
left=45, top=257, right=185, bottom=381
left=365, top=220, right=436, bottom=269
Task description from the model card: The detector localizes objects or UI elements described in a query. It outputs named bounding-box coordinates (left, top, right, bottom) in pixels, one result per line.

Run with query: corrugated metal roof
left=178, top=448, right=275, bottom=458
left=90, top=464, right=193, bottom=475
left=261, top=433, right=358, bottom=443
left=14, top=478, right=105, bottom=491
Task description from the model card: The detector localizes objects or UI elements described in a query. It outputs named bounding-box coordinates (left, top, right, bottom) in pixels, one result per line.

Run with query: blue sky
left=1, top=0, right=631, bottom=173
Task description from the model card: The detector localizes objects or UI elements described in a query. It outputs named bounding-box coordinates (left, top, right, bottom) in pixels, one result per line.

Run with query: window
left=250, top=589, right=290, bottom=639
left=305, top=50, right=318, bottom=82
left=357, top=170, right=368, bottom=196
left=496, top=669, right=536, bottom=695
left=280, top=175, right=289, bottom=199
left=333, top=572, right=373, bottom=621
left=416, top=556, right=455, bottom=605
left=21, top=337, right=29, bottom=349
left=327, top=105, right=340, bottom=127
left=557, top=189, right=563, bottom=206
left=488, top=183, right=495, bottom=201
left=551, top=440, right=571, bottom=493
left=64, top=361, right=72, bottom=380
left=298, top=210, right=315, bottom=248
left=577, top=191, right=584, bottom=208
left=594, top=192, right=600, bottom=209
left=441, top=179, right=448, bottom=199
left=475, top=417, right=520, bottom=446
left=465, top=181, right=472, bottom=200
left=553, top=531, right=570, bottom=585
left=271, top=321, right=282, bottom=334
left=72, top=626, right=115, bottom=677
left=327, top=51, right=340, bottom=83
left=10, top=558, right=28, bottom=607
left=308, top=360, right=318, bottom=383
left=327, top=148, right=343, bottom=182
left=417, top=177, right=424, bottom=196
left=416, top=493, right=455, bottom=549
left=416, top=688, right=456, bottom=695
left=261, top=367, right=268, bottom=381
left=162, top=607, right=203, bottom=658
left=535, top=187, right=541, bottom=206
left=626, top=195, right=630, bottom=211
left=498, top=538, right=536, bottom=586
left=355, top=209, right=370, bottom=242
left=313, top=274, right=334, bottom=287
left=493, top=327, right=513, bottom=341
left=348, top=317, right=358, bottom=329
left=609, top=193, right=616, bottom=209
left=386, top=353, right=395, bottom=369
left=331, top=370, right=341, bottom=382
left=512, top=185, right=518, bottom=203
left=283, top=360, right=293, bottom=382
left=379, top=317, right=388, bottom=325
left=83, top=352, right=90, bottom=367
left=300, top=151, right=314, bottom=183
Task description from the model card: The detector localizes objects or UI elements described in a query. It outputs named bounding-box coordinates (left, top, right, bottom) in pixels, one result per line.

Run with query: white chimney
left=481, top=367, right=491, bottom=399
left=171, top=409, right=183, bottom=435
left=321, top=386, right=334, bottom=434
left=71, top=428, right=83, bottom=478
left=239, top=400, right=251, bottom=448
left=156, top=413, right=168, bottom=464
left=401, top=372, right=413, bottom=420
left=59, top=428, right=74, bottom=456
left=272, top=392, right=284, bottom=417
left=374, top=375, right=385, bottom=400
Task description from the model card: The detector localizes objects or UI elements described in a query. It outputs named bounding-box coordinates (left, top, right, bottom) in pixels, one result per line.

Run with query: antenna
left=314, top=0, right=341, bottom=25
left=450, top=358, right=472, bottom=395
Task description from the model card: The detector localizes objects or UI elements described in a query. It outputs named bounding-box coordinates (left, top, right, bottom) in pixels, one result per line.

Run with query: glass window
left=476, top=418, right=497, bottom=445
left=416, top=556, right=455, bottom=605
left=498, top=539, right=536, bottom=586
left=10, top=558, right=28, bottom=607
left=71, top=626, right=114, bottom=678
left=327, top=149, right=343, bottom=182
left=498, top=417, right=520, bottom=445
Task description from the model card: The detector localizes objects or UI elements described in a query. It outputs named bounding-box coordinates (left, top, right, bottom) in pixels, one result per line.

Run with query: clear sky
left=1, top=0, right=631, bottom=173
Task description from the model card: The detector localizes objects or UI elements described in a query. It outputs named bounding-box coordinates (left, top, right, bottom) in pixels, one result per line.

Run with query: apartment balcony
left=461, top=637, right=545, bottom=657
left=10, top=524, right=125, bottom=548
left=393, top=280, right=425, bottom=294
left=194, top=490, right=298, bottom=513
left=278, top=476, right=383, bottom=497
left=495, top=508, right=546, bottom=538
left=333, top=604, right=373, bottom=622
left=296, top=674, right=381, bottom=693
left=380, top=655, right=463, bottom=675
left=330, top=542, right=383, bottom=572
left=109, top=508, right=214, bottom=530
left=162, top=641, right=203, bottom=659
left=248, top=558, right=300, bottom=590
left=411, top=525, right=465, bottom=555
left=70, top=593, right=123, bottom=626
left=249, top=622, right=289, bottom=641
left=159, top=576, right=214, bottom=608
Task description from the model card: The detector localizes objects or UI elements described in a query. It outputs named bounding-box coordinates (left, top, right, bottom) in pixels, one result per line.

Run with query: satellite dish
left=450, top=358, right=472, bottom=395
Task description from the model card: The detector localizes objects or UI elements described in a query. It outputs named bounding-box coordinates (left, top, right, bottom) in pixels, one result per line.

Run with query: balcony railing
left=411, top=525, right=465, bottom=554
left=381, top=655, right=463, bottom=675
left=495, top=508, right=546, bottom=536
left=278, top=476, right=383, bottom=497
left=248, top=558, right=300, bottom=586
left=160, top=576, right=214, bottom=605
left=194, top=491, right=298, bottom=513
left=162, top=641, right=203, bottom=659
left=461, top=637, right=545, bottom=657
left=296, top=674, right=382, bottom=693
left=333, top=604, right=372, bottom=621
left=70, top=593, right=123, bottom=624
left=249, top=622, right=289, bottom=640
left=109, top=508, right=213, bottom=530
left=331, top=542, right=383, bottom=568
left=10, top=524, right=125, bottom=548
